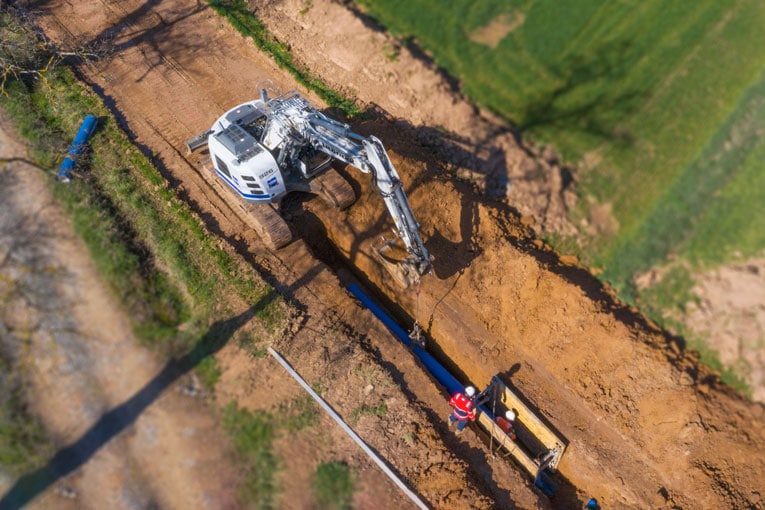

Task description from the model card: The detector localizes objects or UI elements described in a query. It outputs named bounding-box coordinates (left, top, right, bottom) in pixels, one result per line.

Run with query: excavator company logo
left=267, top=176, right=278, bottom=188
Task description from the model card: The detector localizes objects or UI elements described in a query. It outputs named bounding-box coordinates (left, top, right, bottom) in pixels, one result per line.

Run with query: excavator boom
left=265, top=91, right=432, bottom=281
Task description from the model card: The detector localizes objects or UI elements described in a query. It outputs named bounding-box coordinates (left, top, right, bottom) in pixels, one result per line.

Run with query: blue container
left=58, top=114, right=98, bottom=182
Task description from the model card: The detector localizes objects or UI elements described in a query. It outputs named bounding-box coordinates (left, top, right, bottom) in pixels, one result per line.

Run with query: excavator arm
left=285, top=99, right=432, bottom=282
left=261, top=91, right=432, bottom=284
left=360, top=135, right=432, bottom=279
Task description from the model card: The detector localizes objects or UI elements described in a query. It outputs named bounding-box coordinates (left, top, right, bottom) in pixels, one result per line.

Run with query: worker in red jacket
left=448, top=386, right=477, bottom=434
left=495, top=410, right=517, bottom=441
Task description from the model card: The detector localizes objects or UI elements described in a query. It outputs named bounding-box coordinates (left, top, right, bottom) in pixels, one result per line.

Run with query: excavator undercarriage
left=196, top=154, right=293, bottom=249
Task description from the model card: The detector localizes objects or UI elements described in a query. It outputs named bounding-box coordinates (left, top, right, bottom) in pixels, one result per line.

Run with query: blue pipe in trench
left=347, top=283, right=482, bottom=406
left=347, top=283, right=559, bottom=495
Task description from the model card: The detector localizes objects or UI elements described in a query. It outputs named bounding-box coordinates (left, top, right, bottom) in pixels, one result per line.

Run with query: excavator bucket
left=373, top=235, right=422, bottom=288
left=476, top=376, right=567, bottom=479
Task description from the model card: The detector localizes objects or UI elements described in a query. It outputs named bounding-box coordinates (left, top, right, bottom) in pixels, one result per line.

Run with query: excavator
left=186, top=87, right=431, bottom=286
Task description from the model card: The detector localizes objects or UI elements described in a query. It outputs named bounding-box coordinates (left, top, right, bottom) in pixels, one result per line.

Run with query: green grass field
left=355, top=1, right=765, bottom=301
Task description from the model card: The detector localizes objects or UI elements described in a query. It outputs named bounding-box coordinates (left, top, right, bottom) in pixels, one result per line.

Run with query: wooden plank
left=491, top=376, right=566, bottom=469
left=476, top=412, right=539, bottom=476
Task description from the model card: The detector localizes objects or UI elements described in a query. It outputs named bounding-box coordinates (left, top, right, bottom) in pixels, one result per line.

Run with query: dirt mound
left=298, top=126, right=765, bottom=507
left=257, top=0, right=577, bottom=237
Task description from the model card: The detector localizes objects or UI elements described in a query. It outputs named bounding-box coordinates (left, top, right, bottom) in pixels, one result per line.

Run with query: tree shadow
left=339, top=1, right=647, bottom=146
left=19, top=0, right=210, bottom=84
left=0, top=301, right=266, bottom=510
left=518, top=40, right=647, bottom=144
left=0, top=168, right=72, bottom=309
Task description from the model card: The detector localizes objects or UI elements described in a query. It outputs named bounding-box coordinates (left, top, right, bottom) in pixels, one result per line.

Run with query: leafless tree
left=0, top=4, right=110, bottom=94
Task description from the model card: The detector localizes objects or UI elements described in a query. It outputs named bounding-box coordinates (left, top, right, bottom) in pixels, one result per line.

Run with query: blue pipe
left=348, top=283, right=556, bottom=492
left=58, top=115, right=98, bottom=182
left=347, top=283, right=503, bottom=420
left=347, top=283, right=463, bottom=397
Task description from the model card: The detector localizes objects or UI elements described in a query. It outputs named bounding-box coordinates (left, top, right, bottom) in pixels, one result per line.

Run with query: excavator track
left=240, top=201, right=293, bottom=249
left=196, top=155, right=293, bottom=249
left=312, top=168, right=356, bottom=210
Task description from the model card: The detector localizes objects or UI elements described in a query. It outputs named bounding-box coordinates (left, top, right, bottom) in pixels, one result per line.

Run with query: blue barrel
left=58, top=114, right=98, bottom=182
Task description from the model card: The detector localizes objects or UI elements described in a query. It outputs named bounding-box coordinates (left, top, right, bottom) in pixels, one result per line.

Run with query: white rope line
left=268, top=347, right=429, bottom=510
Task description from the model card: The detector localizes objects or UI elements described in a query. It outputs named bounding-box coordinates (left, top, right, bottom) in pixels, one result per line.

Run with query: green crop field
left=355, top=0, right=765, bottom=301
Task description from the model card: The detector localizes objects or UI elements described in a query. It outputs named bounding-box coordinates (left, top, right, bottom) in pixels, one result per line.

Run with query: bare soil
left=10, top=0, right=765, bottom=509
left=686, top=258, right=765, bottom=402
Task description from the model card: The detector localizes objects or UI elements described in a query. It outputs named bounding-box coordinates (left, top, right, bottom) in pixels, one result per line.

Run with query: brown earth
left=13, top=0, right=765, bottom=509
left=686, top=259, right=765, bottom=402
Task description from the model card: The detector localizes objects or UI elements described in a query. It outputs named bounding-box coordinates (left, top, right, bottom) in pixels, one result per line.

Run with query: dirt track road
left=27, top=0, right=765, bottom=508
left=0, top=116, right=240, bottom=509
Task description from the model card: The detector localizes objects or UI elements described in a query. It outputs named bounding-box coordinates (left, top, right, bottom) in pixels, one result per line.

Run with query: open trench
left=31, top=0, right=765, bottom=508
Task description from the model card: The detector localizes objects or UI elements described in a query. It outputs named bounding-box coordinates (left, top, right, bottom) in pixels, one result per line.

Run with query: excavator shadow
left=336, top=105, right=494, bottom=281
left=343, top=103, right=689, bottom=369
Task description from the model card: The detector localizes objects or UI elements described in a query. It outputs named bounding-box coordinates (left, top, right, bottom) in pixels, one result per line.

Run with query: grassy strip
left=602, top=67, right=765, bottom=293
left=313, top=461, right=355, bottom=510
left=1, top=69, right=281, bottom=351
left=223, top=402, right=279, bottom=509
left=206, top=0, right=360, bottom=117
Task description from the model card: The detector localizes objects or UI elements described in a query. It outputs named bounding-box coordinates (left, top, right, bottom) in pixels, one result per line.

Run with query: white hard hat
left=505, top=410, right=516, bottom=421
left=465, top=386, right=476, bottom=397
